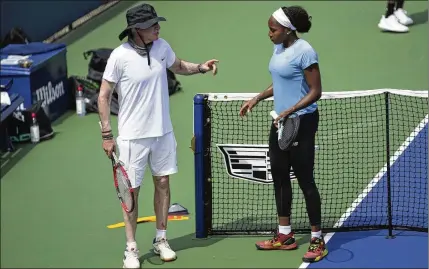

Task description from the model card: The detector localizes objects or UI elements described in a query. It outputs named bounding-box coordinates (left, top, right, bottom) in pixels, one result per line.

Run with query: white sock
left=311, top=230, right=322, bottom=239
left=278, top=225, right=292, bottom=235
left=156, top=229, right=167, bottom=240
left=126, top=241, right=137, bottom=251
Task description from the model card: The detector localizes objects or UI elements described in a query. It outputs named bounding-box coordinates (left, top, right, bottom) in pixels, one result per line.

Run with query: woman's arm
left=288, top=63, right=322, bottom=113
left=254, top=83, right=274, bottom=102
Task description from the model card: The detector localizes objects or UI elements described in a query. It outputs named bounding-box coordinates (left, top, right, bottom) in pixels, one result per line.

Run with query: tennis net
left=193, top=89, right=428, bottom=237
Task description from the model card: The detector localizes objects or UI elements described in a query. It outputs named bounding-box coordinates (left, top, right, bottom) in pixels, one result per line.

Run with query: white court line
left=298, top=114, right=428, bottom=269
left=10, top=147, right=22, bottom=158
left=0, top=159, right=9, bottom=169
left=0, top=147, right=23, bottom=170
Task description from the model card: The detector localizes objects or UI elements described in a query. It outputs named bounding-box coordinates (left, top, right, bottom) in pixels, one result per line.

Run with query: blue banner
left=1, top=0, right=107, bottom=42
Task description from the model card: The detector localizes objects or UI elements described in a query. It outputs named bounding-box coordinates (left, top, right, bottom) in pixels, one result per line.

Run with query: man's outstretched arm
left=168, top=56, right=218, bottom=76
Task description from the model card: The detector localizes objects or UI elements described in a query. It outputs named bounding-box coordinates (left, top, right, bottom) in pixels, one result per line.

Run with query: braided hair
left=281, top=6, right=312, bottom=33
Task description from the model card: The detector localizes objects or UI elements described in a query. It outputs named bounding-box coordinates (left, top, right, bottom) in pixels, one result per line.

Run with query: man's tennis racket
left=270, top=110, right=300, bottom=151
left=110, top=151, right=135, bottom=213
left=98, top=121, right=135, bottom=213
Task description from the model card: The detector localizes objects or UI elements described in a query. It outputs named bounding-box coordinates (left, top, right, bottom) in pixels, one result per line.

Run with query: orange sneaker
left=255, top=232, right=298, bottom=250
left=302, top=237, right=328, bottom=263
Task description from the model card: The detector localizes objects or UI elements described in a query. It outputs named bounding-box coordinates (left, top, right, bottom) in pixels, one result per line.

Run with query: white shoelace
left=157, top=238, right=172, bottom=250
left=125, top=249, right=139, bottom=259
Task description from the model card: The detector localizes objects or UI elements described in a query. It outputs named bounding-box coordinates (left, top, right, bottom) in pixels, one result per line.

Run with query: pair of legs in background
left=256, top=110, right=328, bottom=263
left=116, top=131, right=178, bottom=268
left=378, top=0, right=414, bottom=32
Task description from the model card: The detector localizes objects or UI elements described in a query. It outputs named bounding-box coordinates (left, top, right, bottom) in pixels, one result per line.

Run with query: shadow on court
left=138, top=214, right=313, bottom=265
left=139, top=232, right=224, bottom=265
left=409, top=9, right=428, bottom=26
left=215, top=216, right=312, bottom=246
left=139, top=231, right=312, bottom=266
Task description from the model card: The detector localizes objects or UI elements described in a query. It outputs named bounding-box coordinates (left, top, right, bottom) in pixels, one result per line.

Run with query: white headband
left=272, top=8, right=296, bottom=31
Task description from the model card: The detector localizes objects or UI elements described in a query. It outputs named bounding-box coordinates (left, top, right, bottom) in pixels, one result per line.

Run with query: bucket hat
left=118, top=3, right=166, bottom=41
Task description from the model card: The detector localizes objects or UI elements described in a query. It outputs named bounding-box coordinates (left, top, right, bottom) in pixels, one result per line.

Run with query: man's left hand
left=201, top=59, right=219, bottom=75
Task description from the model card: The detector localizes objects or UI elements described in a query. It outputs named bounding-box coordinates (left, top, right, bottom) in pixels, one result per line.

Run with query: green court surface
left=1, top=1, right=427, bottom=268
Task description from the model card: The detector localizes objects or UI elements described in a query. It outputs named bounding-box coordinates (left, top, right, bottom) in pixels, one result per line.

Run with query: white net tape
left=206, top=89, right=428, bottom=101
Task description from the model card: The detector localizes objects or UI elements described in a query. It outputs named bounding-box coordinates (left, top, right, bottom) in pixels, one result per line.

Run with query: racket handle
left=270, top=110, right=279, bottom=119
left=111, top=151, right=120, bottom=163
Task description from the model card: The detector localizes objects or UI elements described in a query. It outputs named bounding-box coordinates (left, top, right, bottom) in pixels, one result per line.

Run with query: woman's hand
left=239, top=97, right=259, bottom=117
left=274, top=109, right=293, bottom=128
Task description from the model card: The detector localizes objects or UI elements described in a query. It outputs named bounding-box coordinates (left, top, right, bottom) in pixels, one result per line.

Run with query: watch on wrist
left=198, top=64, right=206, bottom=74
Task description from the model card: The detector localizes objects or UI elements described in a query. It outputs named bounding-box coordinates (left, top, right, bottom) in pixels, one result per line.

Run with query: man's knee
left=154, top=176, right=170, bottom=190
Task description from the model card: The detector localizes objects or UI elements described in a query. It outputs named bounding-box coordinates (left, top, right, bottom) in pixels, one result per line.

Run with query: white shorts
left=116, top=131, right=178, bottom=188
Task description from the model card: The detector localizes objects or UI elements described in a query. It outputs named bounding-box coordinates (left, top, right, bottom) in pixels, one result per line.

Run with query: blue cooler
left=0, top=42, right=69, bottom=122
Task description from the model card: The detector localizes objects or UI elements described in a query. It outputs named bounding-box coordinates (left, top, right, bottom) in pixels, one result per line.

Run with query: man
left=97, top=3, right=218, bottom=268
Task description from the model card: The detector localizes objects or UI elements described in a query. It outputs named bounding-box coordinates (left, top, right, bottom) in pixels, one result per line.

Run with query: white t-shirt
left=102, top=38, right=176, bottom=140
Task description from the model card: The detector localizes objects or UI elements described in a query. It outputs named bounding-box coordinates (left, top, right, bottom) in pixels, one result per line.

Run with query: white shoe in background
left=378, top=14, right=409, bottom=33
left=394, top=8, right=414, bottom=26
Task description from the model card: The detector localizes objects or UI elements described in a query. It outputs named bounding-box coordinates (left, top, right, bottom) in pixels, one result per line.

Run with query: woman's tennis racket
left=110, top=151, right=135, bottom=213
left=98, top=121, right=135, bottom=213
left=270, top=110, right=300, bottom=151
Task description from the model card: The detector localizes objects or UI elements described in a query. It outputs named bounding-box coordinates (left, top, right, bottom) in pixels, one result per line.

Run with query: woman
left=239, top=6, right=327, bottom=263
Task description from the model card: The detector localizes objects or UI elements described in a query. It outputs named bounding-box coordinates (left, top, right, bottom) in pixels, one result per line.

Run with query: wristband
left=102, top=133, right=114, bottom=140
left=198, top=64, right=206, bottom=74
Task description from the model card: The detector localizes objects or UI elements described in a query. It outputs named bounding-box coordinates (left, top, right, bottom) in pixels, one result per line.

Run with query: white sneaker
left=378, top=14, right=409, bottom=32
left=153, top=238, right=177, bottom=262
left=394, top=8, right=414, bottom=26
left=123, top=247, right=140, bottom=268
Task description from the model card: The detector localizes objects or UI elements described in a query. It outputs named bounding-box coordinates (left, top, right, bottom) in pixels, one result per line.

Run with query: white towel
left=1, top=92, right=11, bottom=105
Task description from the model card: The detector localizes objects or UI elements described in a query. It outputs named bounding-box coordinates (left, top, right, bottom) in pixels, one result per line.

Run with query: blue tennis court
left=303, top=117, right=428, bottom=268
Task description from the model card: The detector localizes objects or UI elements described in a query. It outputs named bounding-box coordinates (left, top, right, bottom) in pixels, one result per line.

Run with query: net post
left=193, top=94, right=208, bottom=238
left=384, top=92, right=395, bottom=239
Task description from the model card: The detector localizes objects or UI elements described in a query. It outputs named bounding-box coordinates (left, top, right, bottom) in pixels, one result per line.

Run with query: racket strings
left=279, top=117, right=300, bottom=150
left=115, top=167, right=134, bottom=209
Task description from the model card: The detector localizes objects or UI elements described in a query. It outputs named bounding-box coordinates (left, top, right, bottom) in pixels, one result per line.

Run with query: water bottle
left=76, top=85, right=86, bottom=116
left=30, top=112, right=40, bottom=144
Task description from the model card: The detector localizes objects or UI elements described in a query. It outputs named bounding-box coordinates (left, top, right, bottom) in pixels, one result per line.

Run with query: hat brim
left=118, top=17, right=166, bottom=40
